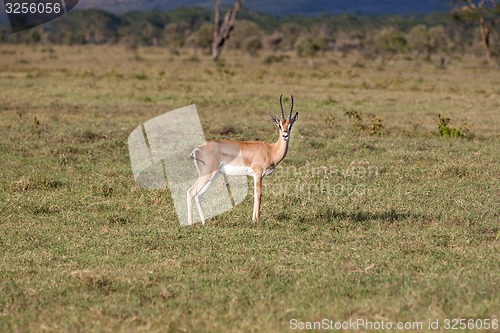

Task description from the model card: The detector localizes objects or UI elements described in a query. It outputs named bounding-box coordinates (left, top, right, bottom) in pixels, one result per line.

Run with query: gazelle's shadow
left=308, top=208, right=423, bottom=224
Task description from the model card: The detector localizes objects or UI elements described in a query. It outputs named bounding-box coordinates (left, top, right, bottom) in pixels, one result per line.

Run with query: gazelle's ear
left=269, top=113, right=280, bottom=125
left=291, top=112, right=298, bottom=125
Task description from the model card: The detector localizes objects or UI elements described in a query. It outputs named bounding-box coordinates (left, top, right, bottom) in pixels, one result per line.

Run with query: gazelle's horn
left=279, top=94, right=284, bottom=119
left=289, top=95, right=294, bottom=119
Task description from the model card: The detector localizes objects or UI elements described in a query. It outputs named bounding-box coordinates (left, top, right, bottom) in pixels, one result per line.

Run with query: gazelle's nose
left=282, top=132, right=289, bottom=140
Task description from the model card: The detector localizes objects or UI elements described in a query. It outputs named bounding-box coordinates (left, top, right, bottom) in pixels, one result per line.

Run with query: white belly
left=220, top=164, right=254, bottom=176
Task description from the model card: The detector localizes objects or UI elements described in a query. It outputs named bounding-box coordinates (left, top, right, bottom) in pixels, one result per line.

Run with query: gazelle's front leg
left=252, top=173, right=262, bottom=222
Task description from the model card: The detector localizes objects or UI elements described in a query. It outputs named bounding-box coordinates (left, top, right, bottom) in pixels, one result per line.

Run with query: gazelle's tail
left=189, top=148, right=204, bottom=163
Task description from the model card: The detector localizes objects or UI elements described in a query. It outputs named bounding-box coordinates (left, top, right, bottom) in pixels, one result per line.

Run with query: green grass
left=0, top=45, right=499, bottom=332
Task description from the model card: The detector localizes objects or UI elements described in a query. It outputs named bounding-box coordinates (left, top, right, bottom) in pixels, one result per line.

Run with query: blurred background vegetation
left=0, top=5, right=499, bottom=65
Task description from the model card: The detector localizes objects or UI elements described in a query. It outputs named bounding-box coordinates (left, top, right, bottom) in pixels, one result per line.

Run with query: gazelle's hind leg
left=195, top=171, right=220, bottom=225
left=187, top=176, right=209, bottom=225
left=187, top=147, right=209, bottom=225
left=187, top=187, right=196, bottom=226
left=187, top=171, right=220, bottom=225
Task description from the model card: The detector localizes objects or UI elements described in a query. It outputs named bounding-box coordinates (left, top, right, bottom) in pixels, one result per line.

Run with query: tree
left=212, top=0, right=244, bottom=61
left=428, top=25, right=449, bottom=56
left=226, top=20, right=262, bottom=50
left=453, top=0, right=500, bottom=64
left=407, top=25, right=430, bottom=62
left=280, top=23, right=302, bottom=51
left=295, top=35, right=327, bottom=57
left=407, top=25, right=450, bottom=65
left=163, top=23, right=185, bottom=48
left=373, top=28, right=407, bottom=64
left=194, top=23, right=214, bottom=54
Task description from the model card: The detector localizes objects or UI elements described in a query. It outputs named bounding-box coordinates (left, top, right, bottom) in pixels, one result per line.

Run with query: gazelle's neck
left=271, top=136, right=289, bottom=165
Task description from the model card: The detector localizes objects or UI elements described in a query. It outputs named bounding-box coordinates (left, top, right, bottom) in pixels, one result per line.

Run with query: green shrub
left=369, top=115, right=385, bottom=136
left=437, top=114, right=467, bottom=138
left=344, top=109, right=386, bottom=136
left=344, top=109, right=366, bottom=131
left=324, top=114, right=335, bottom=126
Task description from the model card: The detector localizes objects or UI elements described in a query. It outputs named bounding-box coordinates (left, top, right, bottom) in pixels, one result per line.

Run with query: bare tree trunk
left=478, top=13, right=495, bottom=64
left=212, top=0, right=244, bottom=61
left=213, top=0, right=221, bottom=58
left=464, top=0, right=497, bottom=65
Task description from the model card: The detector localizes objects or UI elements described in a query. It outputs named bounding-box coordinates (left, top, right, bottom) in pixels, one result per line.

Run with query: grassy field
left=0, top=45, right=499, bottom=332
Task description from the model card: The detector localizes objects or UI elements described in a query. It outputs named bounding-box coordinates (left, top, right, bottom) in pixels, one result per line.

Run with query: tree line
left=1, top=4, right=499, bottom=64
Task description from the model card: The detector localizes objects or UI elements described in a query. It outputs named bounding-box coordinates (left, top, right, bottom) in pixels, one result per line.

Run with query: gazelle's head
left=270, top=95, right=298, bottom=141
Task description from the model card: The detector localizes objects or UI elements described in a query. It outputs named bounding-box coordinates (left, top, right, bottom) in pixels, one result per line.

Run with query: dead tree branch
left=212, top=0, right=244, bottom=61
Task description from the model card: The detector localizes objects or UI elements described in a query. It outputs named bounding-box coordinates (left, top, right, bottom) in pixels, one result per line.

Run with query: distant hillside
left=76, top=0, right=452, bottom=16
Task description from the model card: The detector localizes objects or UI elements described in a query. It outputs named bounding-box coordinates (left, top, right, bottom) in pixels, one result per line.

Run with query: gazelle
left=187, top=95, right=299, bottom=225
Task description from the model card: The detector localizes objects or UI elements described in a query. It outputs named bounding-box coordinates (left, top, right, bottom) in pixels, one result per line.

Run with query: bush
left=437, top=114, right=467, bottom=138
left=192, top=23, right=213, bottom=54
left=295, top=36, right=327, bottom=57
left=242, top=36, right=262, bottom=56
left=344, top=109, right=366, bottom=131
left=407, top=24, right=430, bottom=60
left=375, top=28, right=408, bottom=57
left=428, top=25, right=449, bottom=55
left=344, top=109, right=386, bottom=136
left=280, top=23, right=303, bottom=51
left=163, top=22, right=185, bottom=48
left=227, top=20, right=262, bottom=50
